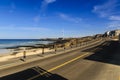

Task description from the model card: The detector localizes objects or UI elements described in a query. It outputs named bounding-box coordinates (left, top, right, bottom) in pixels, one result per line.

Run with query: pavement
left=1, top=39, right=120, bottom=80
left=0, top=39, right=102, bottom=69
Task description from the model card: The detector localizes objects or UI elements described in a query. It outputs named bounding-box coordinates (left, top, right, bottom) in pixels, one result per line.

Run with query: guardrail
left=12, top=38, right=103, bottom=61
left=0, top=38, right=107, bottom=70
left=35, top=38, right=106, bottom=57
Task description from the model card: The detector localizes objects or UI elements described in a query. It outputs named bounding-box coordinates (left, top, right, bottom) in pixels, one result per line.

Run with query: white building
left=105, top=29, right=120, bottom=37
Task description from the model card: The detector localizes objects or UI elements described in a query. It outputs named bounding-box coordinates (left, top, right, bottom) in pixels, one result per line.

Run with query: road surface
left=0, top=40, right=120, bottom=80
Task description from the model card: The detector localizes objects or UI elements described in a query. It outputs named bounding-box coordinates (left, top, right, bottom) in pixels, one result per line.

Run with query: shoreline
left=0, top=48, right=54, bottom=62
left=0, top=37, right=106, bottom=62
left=0, top=40, right=55, bottom=62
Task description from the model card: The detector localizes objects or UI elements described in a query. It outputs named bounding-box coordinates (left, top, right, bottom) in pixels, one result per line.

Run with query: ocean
left=0, top=39, right=54, bottom=54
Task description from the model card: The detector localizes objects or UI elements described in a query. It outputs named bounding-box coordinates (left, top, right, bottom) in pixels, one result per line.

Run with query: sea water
left=0, top=39, right=53, bottom=54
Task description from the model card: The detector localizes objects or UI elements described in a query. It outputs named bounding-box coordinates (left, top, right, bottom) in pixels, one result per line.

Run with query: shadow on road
left=0, top=66, right=68, bottom=80
left=83, top=41, right=120, bottom=66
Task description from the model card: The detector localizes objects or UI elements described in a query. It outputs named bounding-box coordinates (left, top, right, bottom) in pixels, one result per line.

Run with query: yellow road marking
left=27, top=52, right=90, bottom=80
left=48, top=52, right=89, bottom=72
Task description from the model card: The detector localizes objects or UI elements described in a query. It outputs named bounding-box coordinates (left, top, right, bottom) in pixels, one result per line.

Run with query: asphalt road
left=1, top=40, right=120, bottom=80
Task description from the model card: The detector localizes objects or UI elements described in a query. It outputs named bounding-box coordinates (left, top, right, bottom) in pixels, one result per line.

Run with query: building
left=104, top=29, right=120, bottom=37
left=114, top=29, right=120, bottom=36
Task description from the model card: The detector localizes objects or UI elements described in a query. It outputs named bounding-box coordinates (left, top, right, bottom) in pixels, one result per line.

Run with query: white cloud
left=59, top=13, right=82, bottom=23
left=41, top=0, right=56, bottom=13
left=0, top=26, right=50, bottom=31
left=44, top=0, right=56, bottom=4
left=106, top=17, right=120, bottom=30
left=109, top=15, right=120, bottom=20
left=93, top=0, right=120, bottom=30
left=20, top=27, right=50, bottom=31
left=33, top=0, right=56, bottom=22
left=107, top=21, right=120, bottom=30
left=93, top=0, right=120, bottom=19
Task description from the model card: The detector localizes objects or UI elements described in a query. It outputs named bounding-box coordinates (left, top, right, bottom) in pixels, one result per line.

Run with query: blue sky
left=0, top=0, right=120, bottom=39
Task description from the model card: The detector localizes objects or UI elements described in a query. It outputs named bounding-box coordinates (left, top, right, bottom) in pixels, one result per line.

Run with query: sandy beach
left=0, top=48, right=54, bottom=62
